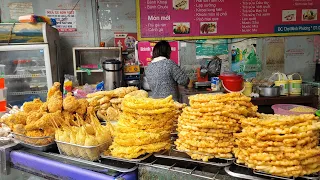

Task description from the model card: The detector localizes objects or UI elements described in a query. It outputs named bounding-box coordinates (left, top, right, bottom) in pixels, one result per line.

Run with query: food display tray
left=0, top=137, right=14, bottom=147
left=101, top=152, right=152, bottom=163
left=11, top=132, right=54, bottom=146
left=154, top=149, right=233, bottom=167
left=17, top=141, right=56, bottom=152
left=227, top=160, right=320, bottom=180
left=55, top=140, right=109, bottom=161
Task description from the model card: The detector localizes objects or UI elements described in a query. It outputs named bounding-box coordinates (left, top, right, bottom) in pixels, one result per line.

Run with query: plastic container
left=219, top=72, right=244, bottom=93
left=0, top=64, right=5, bottom=89
left=243, top=82, right=252, bottom=96
left=11, top=132, right=54, bottom=146
left=211, top=77, right=220, bottom=91
left=0, top=88, right=7, bottom=100
left=301, top=83, right=313, bottom=96
left=0, top=64, right=5, bottom=77
left=288, top=73, right=302, bottom=95
left=271, top=104, right=317, bottom=115
left=271, top=73, right=288, bottom=96
left=56, top=140, right=109, bottom=161
left=0, top=100, right=6, bottom=112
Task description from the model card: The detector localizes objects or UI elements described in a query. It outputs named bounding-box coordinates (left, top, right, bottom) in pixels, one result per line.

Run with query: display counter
left=178, top=86, right=223, bottom=104
left=0, top=143, right=279, bottom=180
left=251, top=95, right=318, bottom=114
left=0, top=143, right=137, bottom=180
left=179, top=86, right=319, bottom=113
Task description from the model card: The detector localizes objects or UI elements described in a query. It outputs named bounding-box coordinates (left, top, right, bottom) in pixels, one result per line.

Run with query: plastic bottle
left=235, top=48, right=241, bottom=62
left=231, top=46, right=236, bottom=62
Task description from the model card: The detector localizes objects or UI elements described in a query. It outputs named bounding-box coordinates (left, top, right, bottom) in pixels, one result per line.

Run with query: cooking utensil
left=258, top=86, right=280, bottom=97
left=102, top=59, right=123, bottom=91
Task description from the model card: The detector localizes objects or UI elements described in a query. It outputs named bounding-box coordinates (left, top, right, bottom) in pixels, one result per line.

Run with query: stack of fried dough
left=108, top=95, right=175, bottom=159
left=172, top=102, right=187, bottom=133
left=175, top=93, right=257, bottom=161
left=87, top=87, right=148, bottom=121
left=234, top=114, right=320, bottom=177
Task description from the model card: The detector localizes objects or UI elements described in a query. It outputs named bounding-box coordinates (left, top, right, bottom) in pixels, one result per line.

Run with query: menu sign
left=137, top=41, right=179, bottom=66
left=137, top=0, right=320, bottom=40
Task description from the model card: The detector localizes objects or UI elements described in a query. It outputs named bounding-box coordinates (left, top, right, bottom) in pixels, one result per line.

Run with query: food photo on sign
left=136, top=41, right=179, bottom=67
left=114, top=32, right=137, bottom=51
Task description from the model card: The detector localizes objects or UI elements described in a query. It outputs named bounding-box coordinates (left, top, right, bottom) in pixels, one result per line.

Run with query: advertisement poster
left=261, top=37, right=285, bottom=77
left=137, top=41, right=179, bottom=66
left=195, top=39, right=228, bottom=57
left=231, top=38, right=260, bottom=78
left=284, top=36, right=315, bottom=80
left=9, top=2, right=34, bottom=21
left=46, top=9, right=77, bottom=32
left=138, top=0, right=320, bottom=39
left=114, top=33, right=137, bottom=51
left=0, top=23, right=43, bottom=44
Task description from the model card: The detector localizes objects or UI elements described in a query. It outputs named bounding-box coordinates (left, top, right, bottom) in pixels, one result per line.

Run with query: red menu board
left=137, top=0, right=320, bottom=40
left=137, top=41, right=179, bottom=66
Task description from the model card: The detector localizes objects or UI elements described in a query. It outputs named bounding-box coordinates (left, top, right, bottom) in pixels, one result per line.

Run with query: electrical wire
left=59, top=0, right=81, bottom=23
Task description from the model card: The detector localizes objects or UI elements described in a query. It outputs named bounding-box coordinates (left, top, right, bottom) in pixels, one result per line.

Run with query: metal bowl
left=258, top=86, right=280, bottom=97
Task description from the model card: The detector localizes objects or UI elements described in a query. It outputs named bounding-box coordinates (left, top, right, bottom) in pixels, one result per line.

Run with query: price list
left=138, top=0, right=320, bottom=40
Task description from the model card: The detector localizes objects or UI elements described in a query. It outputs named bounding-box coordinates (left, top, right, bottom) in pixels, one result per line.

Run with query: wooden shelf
left=76, top=69, right=103, bottom=73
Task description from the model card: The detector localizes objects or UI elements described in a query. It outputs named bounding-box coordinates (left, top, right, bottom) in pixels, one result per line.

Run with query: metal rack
left=8, top=90, right=48, bottom=96
left=142, top=157, right=224, bottom=180
left=5, top=74, right=47, bottom=79
left=101, top=153, right=152, bottom=163
left=225, top=161, right=320, bottom=180
left=155, top=149, right=233, bottom=167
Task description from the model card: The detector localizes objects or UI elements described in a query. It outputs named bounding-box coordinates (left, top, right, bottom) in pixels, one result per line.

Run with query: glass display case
left=0, top=45, right=51, bottom=106
left=0, top=23, right=62, bottom=106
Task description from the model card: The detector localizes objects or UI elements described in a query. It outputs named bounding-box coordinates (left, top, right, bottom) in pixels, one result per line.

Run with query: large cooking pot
left=258, top=86, right=280, bottom=97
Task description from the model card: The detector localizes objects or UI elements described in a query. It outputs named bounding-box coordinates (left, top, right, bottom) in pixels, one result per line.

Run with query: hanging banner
left=137, top=0, right=320, bottom=40
left=137, top=41, right=179, bottom=66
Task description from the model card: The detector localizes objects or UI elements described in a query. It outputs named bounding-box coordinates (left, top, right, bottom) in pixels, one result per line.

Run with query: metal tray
left=100, top=152, right=152, bottom=163
left=11, top=132, right=54, bottom=146
left=224, top=165, right=269, bottom=180
left=55, top=140, right=109, bottom=161
left=253, top=170, right=320, bottom=180
left=17, top=141, right=56, bottom=152
left=172, top=145, right=234, bottom=161
left=154, top=149, right=233, bottom=167
left=231, top=160, right=320, bottom=180
left=143, top=157, right=223, bottom=180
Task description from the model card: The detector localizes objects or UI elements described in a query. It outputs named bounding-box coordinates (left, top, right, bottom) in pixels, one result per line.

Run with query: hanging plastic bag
left=243, top=47, right=261, bottom=72
left=63, top=74, right=78, bottom=95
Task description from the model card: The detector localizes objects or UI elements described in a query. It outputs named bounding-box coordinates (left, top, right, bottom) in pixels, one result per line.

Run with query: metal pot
left=258, top=86, right=280, bottom=97
left=127, top=80, right=140, bottom=86
left=102, top=59, right=123, bottom=91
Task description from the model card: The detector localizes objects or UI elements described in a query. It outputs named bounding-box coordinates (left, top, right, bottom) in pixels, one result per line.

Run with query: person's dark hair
left=152, top=41, right=171, bottom=59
